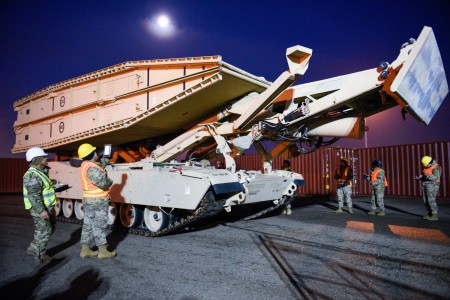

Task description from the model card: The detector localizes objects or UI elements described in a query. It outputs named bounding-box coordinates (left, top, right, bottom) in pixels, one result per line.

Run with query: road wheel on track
left=119, top=203, right=143, bottom=228
left=74, top=200, right=84, bottom=220
left=144, top=206, right=169, bottom=233
left=107, top=202, right=118, bottom=225
left=54, top=198, right=62, bottom=216
left=62, top=199, right=74, bottom=218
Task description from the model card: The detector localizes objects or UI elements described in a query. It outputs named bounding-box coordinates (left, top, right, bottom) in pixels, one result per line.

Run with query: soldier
left=23, top=147, right=56, bottom=263
left=366, top=160, right=388, bottom=216
left=334, top=157, right=353, bottom=213
left=281, top=160, right=292, bottom=215
left=281, top=160, right=292, bottom=171
left=78, top=143, right=116, bottom=259
left=419, top=156, right=442, bottom=221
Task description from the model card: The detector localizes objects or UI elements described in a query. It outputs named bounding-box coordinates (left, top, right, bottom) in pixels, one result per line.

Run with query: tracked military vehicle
left=12, top=26, right=448, bottom=235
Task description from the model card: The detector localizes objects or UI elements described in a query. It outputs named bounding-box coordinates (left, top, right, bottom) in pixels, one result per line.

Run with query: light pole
left=364, top=119, right=368, bottom=148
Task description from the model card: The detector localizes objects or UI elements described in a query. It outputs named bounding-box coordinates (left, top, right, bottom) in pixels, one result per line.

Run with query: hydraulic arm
left=149, top=26, right=448, bottom=171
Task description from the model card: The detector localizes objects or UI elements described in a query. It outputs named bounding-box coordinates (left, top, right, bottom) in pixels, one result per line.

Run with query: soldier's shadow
left=47, top=228, right=82, bottom=256
left=41, top=267, right=108, bottom=299
left=107, top=173, right=129, bottom=250
left=383, top=204, right=423, bottom=217
left=0, top=258, right=66, bottom=299
left=353, top=199, right=423, bottom=217
left=106, top=229, right=128, bottom=250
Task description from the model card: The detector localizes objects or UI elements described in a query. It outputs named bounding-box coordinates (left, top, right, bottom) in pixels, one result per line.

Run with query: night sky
left=1, top=0, right=449, bottom=158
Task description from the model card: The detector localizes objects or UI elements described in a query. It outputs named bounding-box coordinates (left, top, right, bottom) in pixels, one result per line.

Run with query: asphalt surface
left=0, top=193, right=449, bottom=300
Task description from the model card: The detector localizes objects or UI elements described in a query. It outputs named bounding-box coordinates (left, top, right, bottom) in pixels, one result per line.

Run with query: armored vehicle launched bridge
left=12, top=56, right=270, bottom=155
left=11, top=26, right=448, bottom=236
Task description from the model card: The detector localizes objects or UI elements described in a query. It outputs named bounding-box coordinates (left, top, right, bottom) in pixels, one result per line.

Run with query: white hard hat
left=26, top=147, right=48, bottom=162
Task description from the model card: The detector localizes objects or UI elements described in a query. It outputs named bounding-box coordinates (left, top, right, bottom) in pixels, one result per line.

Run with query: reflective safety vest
left=371, top=168, right=388, bottom=187
left=80, top=161, right=110, bottom=198
left=336, top=166, right=352, bottom=187
left=23, top=167, right=56, bottom=209
left=423, top=164, right=441, bottom=184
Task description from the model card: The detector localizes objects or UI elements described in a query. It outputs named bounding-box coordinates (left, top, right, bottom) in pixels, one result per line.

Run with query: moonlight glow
left=145, top=13, right=176, bottom=38
left=157, top=15, right=169, bottom=27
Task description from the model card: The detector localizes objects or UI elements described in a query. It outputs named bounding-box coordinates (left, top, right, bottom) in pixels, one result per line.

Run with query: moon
left=144, top=13, right=176, bottom=38
left=157, top=15, right=170, bottom=27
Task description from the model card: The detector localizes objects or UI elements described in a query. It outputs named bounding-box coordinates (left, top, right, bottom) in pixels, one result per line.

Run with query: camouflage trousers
left=81, top=198, right=109, bottom=246
left=371, top=187, right=385, bottom=211
left=337, top=186, right=352, bottom=208
left=28, top=207, right=56, bottom=258
left=423, top=184, right=439, bottom=215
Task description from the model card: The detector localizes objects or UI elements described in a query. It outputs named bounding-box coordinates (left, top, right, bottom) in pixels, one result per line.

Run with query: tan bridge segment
left=12, top=56, right=270, bottom=153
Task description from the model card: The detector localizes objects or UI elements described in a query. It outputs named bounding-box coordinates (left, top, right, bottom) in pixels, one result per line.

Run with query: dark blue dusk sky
left=1, top=0, right=449, bottom=158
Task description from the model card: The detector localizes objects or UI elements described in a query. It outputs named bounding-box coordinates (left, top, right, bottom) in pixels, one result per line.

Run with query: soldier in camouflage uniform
left=366, top=160, right=388, bottom=216
left=23, top=147, right=56, bottom=263
left=281, top=160, right=293, bottom=215
left=78, top=143, right=116, bottom=259
left=334, top=158, right=353, bottom=213
left=419, top=156, right=442, bottom=221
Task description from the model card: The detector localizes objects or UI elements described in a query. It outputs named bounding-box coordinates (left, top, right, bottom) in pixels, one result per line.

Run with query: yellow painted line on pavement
left=388, top=225, right=450, bottom=243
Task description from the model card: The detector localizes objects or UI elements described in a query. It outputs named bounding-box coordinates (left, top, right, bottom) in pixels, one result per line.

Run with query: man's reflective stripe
left=23, top=167, right=56, bottom=209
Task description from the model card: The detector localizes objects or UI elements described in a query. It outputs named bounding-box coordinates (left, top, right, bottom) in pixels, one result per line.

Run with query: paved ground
left=0, top=193, right=449, bottom=300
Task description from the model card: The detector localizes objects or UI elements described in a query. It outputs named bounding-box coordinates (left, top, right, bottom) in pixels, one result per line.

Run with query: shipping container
left=357, top=141, right=449, bottom=198
left=0, top=158, right=29, bottom=193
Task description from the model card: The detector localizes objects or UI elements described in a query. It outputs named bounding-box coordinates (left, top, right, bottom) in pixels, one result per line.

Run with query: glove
left=363, top=174, right=370, bottom=180
left=100, top=157, right=111, bottom=167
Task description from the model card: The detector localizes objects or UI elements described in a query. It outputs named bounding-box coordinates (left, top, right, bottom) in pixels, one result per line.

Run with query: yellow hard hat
left=421, top=156, right=432, bottom=167
left=78, top=143, right=96, bottom=159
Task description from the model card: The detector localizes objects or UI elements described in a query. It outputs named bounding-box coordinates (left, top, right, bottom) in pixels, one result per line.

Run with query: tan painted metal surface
left=12, top=57, right=270, bottom=153
left=145, top=26, right=447, bottom=172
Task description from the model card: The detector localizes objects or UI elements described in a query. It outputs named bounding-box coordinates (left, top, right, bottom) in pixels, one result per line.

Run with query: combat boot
left=335, top=208, right=343, bottom=213
left=38, top=254, right=53, bottom=264
left=368, top=210, right=376, bottom=215
left=377, top=211, right=385, bottom=216
left=425, top=214, right=438, bottom=221
left=80, top=244, right=98, bottom=258
left=98, top=245, right=116, bottom=259
left=348, top=208, right=353, bottom=214
left=26, top=247, right=35, bottom=256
